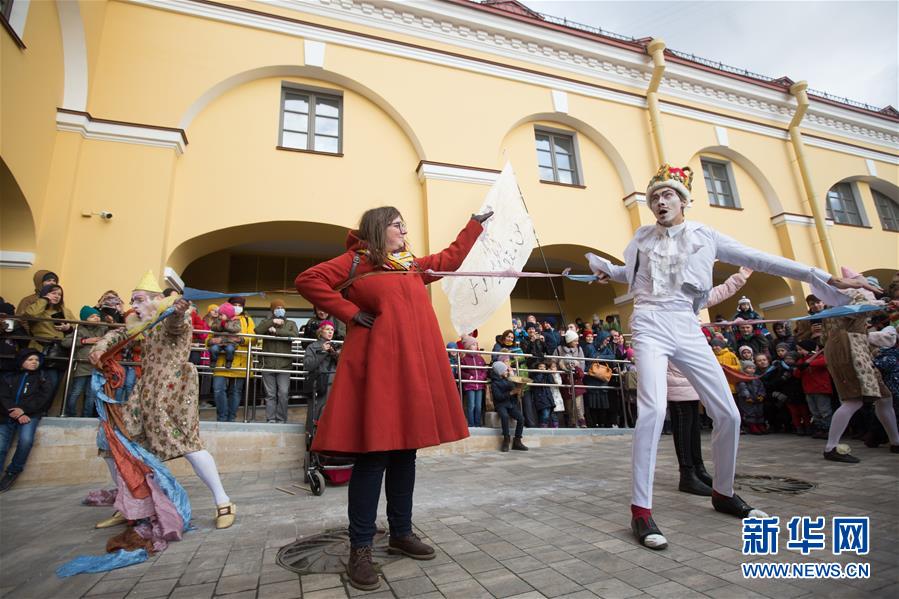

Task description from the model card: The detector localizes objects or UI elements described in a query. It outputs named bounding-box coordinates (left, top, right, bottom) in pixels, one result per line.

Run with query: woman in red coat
left=294, top=206, right=492, bottom=591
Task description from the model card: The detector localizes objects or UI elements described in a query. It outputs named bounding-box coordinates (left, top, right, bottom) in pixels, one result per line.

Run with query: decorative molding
left=416, top=161, right=500, bottom=185
left=714, top=126, right=729, bottom=147
left=613, top=292, right=633, bottom=305
left=622, top=192, right=646, bottom=208
left=759, top=296, right=795, bottom=310
left=164, top=267, right=185, bottom=292
left=0, top=251, right=35, bottom=269
left=551, top=89, right=568, bottom=114
left=253, top=0, right=899, bottom=150
left=57, top=0, right=88, bottom=111
left=132, top=0, right=899, bottom=158
left=56, top=109, right=188, bottom=155
left=866, top=159, right=878, bottom=177
left=304, top=39, right=325, bottom=67
left=770, top=213, right=834, bottom=228
left=802, top=134, right=899, bottom=166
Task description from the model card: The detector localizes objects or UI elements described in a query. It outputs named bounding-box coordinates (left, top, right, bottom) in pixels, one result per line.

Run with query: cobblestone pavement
left=1, top=432, right=897, bottom=598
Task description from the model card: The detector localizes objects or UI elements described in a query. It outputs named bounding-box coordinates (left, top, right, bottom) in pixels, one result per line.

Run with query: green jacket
left=256, top=317, right=299, bottom=370
left=61, top=323, right=110, bottom=377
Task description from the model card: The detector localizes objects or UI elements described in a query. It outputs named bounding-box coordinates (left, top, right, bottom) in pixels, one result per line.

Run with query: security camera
left=99, top=211, right=114, bottom=220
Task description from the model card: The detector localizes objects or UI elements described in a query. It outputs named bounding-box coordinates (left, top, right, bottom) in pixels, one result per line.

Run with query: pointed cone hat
left=134, top=270, right=163, bottom=293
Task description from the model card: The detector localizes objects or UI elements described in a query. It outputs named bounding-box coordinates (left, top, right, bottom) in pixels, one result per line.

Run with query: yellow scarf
left=358, top=249, right=416, bottom=271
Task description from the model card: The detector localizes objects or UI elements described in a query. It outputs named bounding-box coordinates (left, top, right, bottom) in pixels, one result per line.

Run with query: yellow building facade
left=2, top=0, right=897, bottom=339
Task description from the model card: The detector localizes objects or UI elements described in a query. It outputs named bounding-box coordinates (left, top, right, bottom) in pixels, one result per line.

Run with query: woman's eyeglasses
left=388, top=221, right=408, bottom=234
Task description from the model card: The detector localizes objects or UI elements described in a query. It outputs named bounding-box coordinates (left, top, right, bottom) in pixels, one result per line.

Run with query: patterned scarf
left=357, top=249, right=416, bottom=271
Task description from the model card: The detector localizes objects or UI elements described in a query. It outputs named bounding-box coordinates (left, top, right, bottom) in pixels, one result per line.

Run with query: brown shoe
left=388, top=533, right=436, bottom=560
left=346, top=545, right=380, bottom=590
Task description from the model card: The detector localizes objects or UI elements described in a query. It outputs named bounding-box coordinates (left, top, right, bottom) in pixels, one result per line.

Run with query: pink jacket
left=460, top=352, right=488, bottom=391
left=668, top=270, right=749, bottom=402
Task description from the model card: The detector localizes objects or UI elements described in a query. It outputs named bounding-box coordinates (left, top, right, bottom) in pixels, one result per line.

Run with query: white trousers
left=631, top=310, right=740, bottom=508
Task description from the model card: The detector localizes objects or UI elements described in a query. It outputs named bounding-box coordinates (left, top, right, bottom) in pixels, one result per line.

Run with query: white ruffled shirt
left=632, top=223, right=695, bottom=311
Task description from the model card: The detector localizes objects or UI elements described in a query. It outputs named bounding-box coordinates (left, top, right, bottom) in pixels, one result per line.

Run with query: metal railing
left=1, top=314, right=637, bottom=428
left=446, top=346, right=635, bottom=428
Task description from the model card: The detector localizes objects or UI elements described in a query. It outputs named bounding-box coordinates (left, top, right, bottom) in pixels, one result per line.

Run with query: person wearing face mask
left=295, top=206, right=492, bottom=591
left=256, top=299, right=299, bottom=423
left=210, top=296, right=256, bottom=422
left=587, top=164, right=881, bottom=551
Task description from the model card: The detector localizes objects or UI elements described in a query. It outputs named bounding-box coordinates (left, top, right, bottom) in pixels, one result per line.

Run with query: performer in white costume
left=587, top=164, right=879, bottom=550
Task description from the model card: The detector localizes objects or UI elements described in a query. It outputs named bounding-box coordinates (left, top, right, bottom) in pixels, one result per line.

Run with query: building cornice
left=255, top=0, right=898, bottom=151
left=56, top=108, right=188, bottom=155
left=416, top=160, right=500, bottom=185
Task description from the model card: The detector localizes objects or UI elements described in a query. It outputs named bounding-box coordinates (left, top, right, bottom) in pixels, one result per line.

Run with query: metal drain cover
left=277, top=528, right=403, bottom=575
left=735, top=474, right=817, bottom=495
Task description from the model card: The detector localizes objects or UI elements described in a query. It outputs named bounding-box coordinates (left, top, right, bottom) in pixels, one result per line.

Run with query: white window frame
left=700, top=157, right=741, bottom=209
left=534, top=126, right=584, bottom=186
left=825, top=182, right=869, bottom=227
left=871, top=187, right=899, bottom=232
left=278, top=83, right=343, bottom=154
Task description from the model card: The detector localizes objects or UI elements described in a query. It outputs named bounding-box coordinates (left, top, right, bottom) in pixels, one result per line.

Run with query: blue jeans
left=64, top=375, right=98, bottom=417
left=0, top=417, right=41, bottom=474
left=464, top=389, right=483, bottom=427
left=496, top=401, right=524, bottom=437
left=538, top=407, right=557, bottom=426
left=114, top=366, right=137, bottom=403
left=348, top=450, right=416, bottom=547
left=212, top=376, right=245, bottom=422
left=209, top=344, right=235, bottom=365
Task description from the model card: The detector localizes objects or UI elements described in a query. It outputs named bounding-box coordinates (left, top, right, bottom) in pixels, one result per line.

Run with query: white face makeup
left=649, top=187, right=685, bottom=227
left=130, top=291, right=158, bottom=321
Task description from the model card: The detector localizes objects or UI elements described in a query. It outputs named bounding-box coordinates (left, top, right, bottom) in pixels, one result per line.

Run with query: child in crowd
left=489, top=361, right=528, bottom=452
left=531, top=361, right=557, bottom=428
left=0, top=349, right=54, bottom=492
left=548, top=358, right=566, bottom=425
left=459, top=335, right=487, bottom=427
left=738, top=346, right=754, bottom=362
left=711, top=338, right=740, bottom=395
left=793, top=339, right=833, bottom=439
left=737, top=360, right=768, bottom=434
left=773, top=351, right=811, bottom=435
left=208, top=302, right=241, bottom=369
left=60, top=306, right=107, bottom=417
left=774, top=343, right=789, bottom=362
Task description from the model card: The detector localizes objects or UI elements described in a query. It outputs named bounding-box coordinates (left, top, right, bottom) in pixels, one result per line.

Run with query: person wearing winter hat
left=586, top=163, right=879, bottom=551
left=737, top=345, right=754, bottom=362
left=553, top=329, right=586, bottom=427
left=732, top=296, right=765, bottom=333
left=208, top=302, right=240, bottom=371
left=59, top=306, right=108, bottom=417
left=15, top=270, right=60, bottom=322
left=459, top=335, right=488, bottom=427
left=489, top=360, right=528, bottom=452
left=256, top=299, right=299, bottom=423
left=819, top=267, right=899, bottom=463
left=89, top=271, right=235, bottom=529
left=736, top=361, right=767, bottom=435
left=0, top=349, right=54, bottom=492
left=22, top=282, right=75, bottom=403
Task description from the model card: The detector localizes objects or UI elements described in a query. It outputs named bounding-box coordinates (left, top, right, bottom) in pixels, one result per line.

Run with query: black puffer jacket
left=0, top=350, right=54, bottom=422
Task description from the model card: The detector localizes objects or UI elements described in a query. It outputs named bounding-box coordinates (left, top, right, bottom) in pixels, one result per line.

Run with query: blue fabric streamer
left=792, top=303, right=884, bottom=321
left=56, top=549, right=148, bottom=577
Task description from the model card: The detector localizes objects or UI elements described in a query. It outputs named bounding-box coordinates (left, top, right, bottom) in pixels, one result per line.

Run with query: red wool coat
left=295, top=219, right=483, bottom=453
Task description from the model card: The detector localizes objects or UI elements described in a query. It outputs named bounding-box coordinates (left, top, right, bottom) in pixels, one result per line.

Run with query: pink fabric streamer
left=82, top=489, right=118, bottom=507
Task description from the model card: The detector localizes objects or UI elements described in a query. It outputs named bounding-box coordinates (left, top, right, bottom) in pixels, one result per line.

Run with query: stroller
left=303, top=367, right=354, bottom=496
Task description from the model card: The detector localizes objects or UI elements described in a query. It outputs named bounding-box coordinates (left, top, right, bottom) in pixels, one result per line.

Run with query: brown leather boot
left=511, top=437, right=529, bottom=451
left=346, top=546, right=380, bottom=591
left=388, top=533, right=436, bottom=560
left=501, top=436, right=511, bottom=452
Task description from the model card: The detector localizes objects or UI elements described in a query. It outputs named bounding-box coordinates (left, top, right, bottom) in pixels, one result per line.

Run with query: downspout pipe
left=788, top=81, right=839, bottom=276
left=646, top=38, right=667, bottom=165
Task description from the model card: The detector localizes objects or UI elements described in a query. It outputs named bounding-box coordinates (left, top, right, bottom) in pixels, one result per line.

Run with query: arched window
left=825, top=182, right=864, bottom=226
left=872, top=188, right=899, bottom=232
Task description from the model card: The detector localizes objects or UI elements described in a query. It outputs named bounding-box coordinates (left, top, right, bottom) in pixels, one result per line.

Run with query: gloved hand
left=471, top=211, right=494, bottom=224
left=353, top=311, right=376, bottom=328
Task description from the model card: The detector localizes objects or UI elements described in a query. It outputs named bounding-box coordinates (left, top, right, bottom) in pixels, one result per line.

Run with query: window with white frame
left=872, top=188, right=899, bottom=232
left=825, top=182, right=863, bottom=226
left=279, top=86, right=342, bottom=154
left=535, top=129, right=581, bottom=185
left=700, top=158, right=738, bottom=208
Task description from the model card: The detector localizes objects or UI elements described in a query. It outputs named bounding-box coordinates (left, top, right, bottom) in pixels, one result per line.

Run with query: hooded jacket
left=15, top=270, right=56, bottom=320
left=0, top=351, right=54, bottom=422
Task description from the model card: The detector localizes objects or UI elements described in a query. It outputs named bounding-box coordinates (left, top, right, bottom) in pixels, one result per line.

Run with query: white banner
left=442, top=162, right=536, bottom=335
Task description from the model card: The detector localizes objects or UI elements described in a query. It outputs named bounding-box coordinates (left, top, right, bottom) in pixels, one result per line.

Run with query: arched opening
left=511, top=244, right=623, bottom=329
left=689, top=146, right=784, bottom=216
left=0, top=157, right=37, bottom=256
left=710, top=263, right=798, bottom=321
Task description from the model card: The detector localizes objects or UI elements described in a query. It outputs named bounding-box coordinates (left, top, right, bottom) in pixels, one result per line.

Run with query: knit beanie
left=740, top=360, right=755, bottom=372
left=564, top=330, right=579, bottom=344
left=460, top=334, right=477, bottom=348
left=775, top=342, right=791, bottom=351
left=218, top=302, right=236, bottom=319
left=228, top=296, right=246, bottom=306
left=80, top=306, right=100, bottom=321
left=493, top=361, right=508, bottom=376
left=206, top=303, right=219, bottom=314
left=738, top=345, right=753, bottom=356
left=42, top=271, right=59, bottom=284
left=270, top=299, right=286, bottom=309
left=710, top=338, right=727, bottom=348
left=16, top=348, right=43, bottom=369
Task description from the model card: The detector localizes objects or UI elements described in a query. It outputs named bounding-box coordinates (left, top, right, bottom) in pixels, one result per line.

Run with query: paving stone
left=86, top=579, right=139, bottom=596
left=256, top=579, right=302, bottom=599
left=301, top=574, right=343, bottom=592
left=303, top=586, right=352, bottom=598
left=169, top=582, right=216, bottom=599
left=215, top=573, right=259, bottom=595
left=389, top=575, right=437, bottom=597
left=180, top=568, right=223, bottom=586
left=436, top=577, right=493, bottom=598
left=584, top=578, right=643, bottom=599
left=422, top=561, right=473, bottom=585
left=474, top=568, right=535, bottom=598
left=518, top=567, right=585, bottom=598
left=125, top=578, right=179, bottom=599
